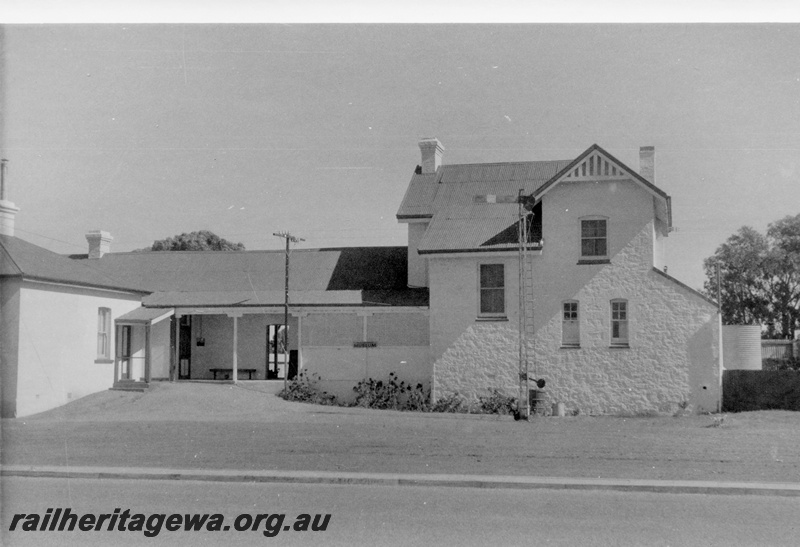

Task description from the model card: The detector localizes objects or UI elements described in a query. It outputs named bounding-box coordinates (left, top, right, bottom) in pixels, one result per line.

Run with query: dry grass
left=2, top=382, right=798, bottom=484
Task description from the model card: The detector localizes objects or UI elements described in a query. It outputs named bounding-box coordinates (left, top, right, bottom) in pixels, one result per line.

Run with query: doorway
left=178, top=315, right=192, bottom=379
left=266, top=324, right=286, bottom=379
left=118, top=325, right=132, bottom=380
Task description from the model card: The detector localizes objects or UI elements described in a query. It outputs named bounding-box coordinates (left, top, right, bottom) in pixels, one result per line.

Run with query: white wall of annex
left=14, top=282, right=141, bottom=417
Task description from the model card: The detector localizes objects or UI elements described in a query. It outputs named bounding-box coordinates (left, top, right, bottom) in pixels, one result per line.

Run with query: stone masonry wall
left=433, top=224, right=721, bottom=415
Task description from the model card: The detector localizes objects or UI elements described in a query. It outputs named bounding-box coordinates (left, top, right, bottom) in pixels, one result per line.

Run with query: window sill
left=609, top=344, right=630, bottom=349
left=95, top=358, right=114, bottom=364
left=476, top=316, right=509, bottom=322
left=577, top=259, right=611, bottom=265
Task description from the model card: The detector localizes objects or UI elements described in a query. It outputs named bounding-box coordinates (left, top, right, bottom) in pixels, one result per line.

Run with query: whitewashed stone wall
left=432, top=222, right=721, bottom=415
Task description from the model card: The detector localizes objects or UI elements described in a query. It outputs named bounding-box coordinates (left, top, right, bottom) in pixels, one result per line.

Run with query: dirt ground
left=2, top=382, right=798, bottom=483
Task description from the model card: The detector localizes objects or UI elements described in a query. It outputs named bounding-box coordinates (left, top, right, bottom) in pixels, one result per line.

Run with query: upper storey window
left=479, top=264, right=505, bottom=317
left=581, top=218, right=608, bottom=258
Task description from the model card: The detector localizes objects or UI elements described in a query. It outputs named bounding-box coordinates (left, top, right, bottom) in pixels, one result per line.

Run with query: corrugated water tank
left=722, top=325, right=762, bottom=370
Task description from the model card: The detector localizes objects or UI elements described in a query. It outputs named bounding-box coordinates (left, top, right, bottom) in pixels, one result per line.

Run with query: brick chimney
left=0, top=159, right=19, bottom=237
left=86, top=230, right=113, bottom=259
left=639, top=146, right=655, bottom=183
left=419, top=138, right=444, bottom=174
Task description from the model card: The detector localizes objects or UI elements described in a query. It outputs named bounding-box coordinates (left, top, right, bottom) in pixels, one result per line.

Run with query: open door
left=178, top=315, right=192, bottom=379
left=266, top=324, right=288, bottom=379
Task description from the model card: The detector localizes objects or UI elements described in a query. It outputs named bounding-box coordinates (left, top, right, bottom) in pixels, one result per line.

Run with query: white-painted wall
left=406, top=221, right=429, bottom=288
left=429, top=178, right=720, bottom=414
left=9, top=281, right=141, bottom=417
left=189, top=314, right=298, bottom=380
left=300, top=310, right=430, bottom=401
left=1, top=277, right=22, bottom=417
left=149, top=319, right=172, bottom=380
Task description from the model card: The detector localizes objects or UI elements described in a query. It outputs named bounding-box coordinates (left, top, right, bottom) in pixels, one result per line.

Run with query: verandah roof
left=115, top=307, right=174, bottom=325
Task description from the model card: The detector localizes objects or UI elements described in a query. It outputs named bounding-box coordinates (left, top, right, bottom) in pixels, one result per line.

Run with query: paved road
left=2, top=477, right=798, bottom=546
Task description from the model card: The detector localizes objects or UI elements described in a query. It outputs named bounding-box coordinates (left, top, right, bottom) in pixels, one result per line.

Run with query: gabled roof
left=397, top=144, right=672, bottom=255
left=75, top=246, right=428, bottom=308
left=533, top=144, right=669, bottom=201
left=0, top=234, right=149, bottom=294
left=396, top=160, right=571, bottom=220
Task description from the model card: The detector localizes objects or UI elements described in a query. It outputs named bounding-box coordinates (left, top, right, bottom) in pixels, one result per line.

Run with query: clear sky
left=2, top=12, right=799, bottom=291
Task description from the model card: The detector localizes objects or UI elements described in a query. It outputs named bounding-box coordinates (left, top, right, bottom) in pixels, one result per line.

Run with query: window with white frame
left=97, top=307, right=112, bottom=360
left=581, top=218, right=608, bottom=258
left=479, top=264, right=505, bottom=316
left=611, top=299, right=629, bottom=346
left=562, top=301, right=580, bottom=346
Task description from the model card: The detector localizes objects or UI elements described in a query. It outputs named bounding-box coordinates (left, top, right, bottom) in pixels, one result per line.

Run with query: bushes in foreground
left=278, top=371, right=519, bottom=416
left=353, top=372, right=429, bottom=411
left=277, top=371, right=338, bottom=406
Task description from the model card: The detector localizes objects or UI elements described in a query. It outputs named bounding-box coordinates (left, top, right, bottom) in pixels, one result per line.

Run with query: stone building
left=2, top=138, right=722, bottom=417
left=397, top=139, right=721, bottom=414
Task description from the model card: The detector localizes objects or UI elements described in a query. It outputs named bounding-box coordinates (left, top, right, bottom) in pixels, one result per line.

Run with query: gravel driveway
left=2, top=382, right=798, bottom=483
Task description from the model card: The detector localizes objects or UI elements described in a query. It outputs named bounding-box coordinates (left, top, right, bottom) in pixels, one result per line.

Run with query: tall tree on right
left=703, top=213, right=800, bottom=339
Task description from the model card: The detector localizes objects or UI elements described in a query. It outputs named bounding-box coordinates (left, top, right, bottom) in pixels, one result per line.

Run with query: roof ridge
left=93, top=245, right=406, bottom=256
left=442, top=159, right=572, bottom=168
left=1, top=235, right=147, bottom=292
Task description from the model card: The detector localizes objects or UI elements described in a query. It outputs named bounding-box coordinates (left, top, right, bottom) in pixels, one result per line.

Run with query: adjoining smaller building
left=75, top=245, right=430, bottom=402
left=1, top=219, right=147, bottom=417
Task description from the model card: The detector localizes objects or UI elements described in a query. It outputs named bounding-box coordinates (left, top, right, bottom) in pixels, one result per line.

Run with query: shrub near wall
left=722, top=370, right=800, bottom=412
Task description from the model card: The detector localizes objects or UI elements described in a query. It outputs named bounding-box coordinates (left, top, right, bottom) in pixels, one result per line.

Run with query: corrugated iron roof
left=77, top=247, right=409, bottom=292
left=437, top=161, right=572, bottom=184
left=0, top=234, right=149, bottom=294
left=417, top=204, right=521, bottom=253
left=143, top=290, right=363, bottom=307
left=398, top=144, right=673, bottom=253
left=398, top=160, right=569, bottom=253
left=142, top=288, right=429, bottom=308
left=116, top=307, right=174, bottom=324
left=73, top=246, right=429, bottom=308
left=397, top=160, right=571, bottom=220
left=395, top=173, right=437, bottom=218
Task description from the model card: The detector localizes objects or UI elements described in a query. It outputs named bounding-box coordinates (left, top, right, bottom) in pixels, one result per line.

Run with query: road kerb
left=3, top=465, right=799, bottom=497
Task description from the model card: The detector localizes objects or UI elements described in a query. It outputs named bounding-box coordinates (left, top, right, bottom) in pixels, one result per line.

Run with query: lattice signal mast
left=517, top=190, right=538, bottom=420
left=474, top=191, right=541, bottom=420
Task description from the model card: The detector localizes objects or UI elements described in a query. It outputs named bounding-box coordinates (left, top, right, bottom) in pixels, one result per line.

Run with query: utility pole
left=273, top=231, right=304, bottom=393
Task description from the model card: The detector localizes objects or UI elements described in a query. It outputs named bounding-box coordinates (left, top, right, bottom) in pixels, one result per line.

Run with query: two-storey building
left=397, top=139, right=721, bottom=414
left=2, top=138, right=721, bottom=417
